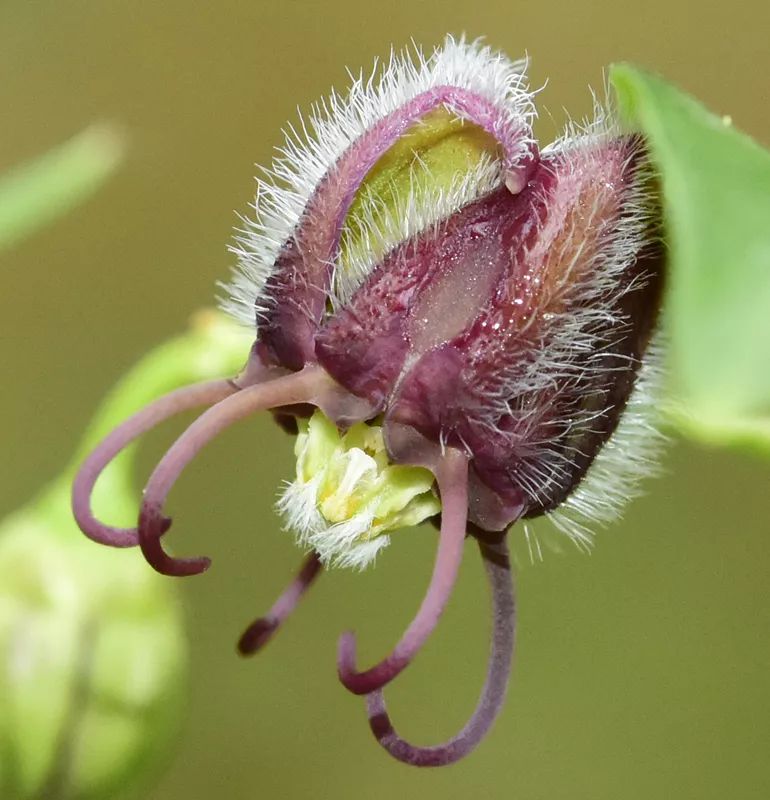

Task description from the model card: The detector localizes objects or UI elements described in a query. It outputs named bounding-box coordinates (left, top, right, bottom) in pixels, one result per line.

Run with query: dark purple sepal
left=382, top=138, right=663, bottom=528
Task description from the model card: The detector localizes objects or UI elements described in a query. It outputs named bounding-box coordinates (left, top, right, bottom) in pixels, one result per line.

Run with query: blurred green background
left=2, top=2, right=769, bottom=798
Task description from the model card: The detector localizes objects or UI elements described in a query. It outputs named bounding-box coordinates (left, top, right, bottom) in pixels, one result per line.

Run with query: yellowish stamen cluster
left=278, top=410, right=440, bottom=569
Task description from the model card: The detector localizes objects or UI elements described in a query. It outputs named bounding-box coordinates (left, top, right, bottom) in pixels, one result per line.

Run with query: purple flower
left=72, top=36, right=665, bottom=766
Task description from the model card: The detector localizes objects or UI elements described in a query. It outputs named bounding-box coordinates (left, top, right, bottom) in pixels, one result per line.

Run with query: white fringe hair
left=510, top=99, right=667, bottom=558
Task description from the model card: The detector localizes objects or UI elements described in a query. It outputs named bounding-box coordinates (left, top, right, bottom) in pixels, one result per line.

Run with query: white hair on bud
left=220, top=34, right=535, bottom=326
left=544, top=334, right=667, bottom=550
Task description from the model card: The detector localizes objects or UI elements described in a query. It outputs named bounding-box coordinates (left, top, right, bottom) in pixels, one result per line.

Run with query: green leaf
left=610, top=64, right=770, bottom=456
left=0, top=124, right=125, bottom=253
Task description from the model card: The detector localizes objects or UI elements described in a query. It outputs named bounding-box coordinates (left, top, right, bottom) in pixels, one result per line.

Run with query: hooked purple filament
left=238, top=552, right=323, bottom=655
left=71, top=378, right=238, bottom=548
left=337, top=448, right=470, bottom=695
left=367, top=537, right=515, bottom=767
left=136, top=366, right=333, bottom=576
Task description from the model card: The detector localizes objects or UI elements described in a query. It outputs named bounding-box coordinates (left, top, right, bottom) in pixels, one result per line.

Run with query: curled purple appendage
left=366, top=536, right=515, bottom=767
left=72, top=379, right=238, bottom=548
left=238, top=552, right=323, bottom=655
left=337, top=449, right=469, bottom=695
left=138, top=367, right=328, bottom=577
left=138, top=502, right=210, bottom=577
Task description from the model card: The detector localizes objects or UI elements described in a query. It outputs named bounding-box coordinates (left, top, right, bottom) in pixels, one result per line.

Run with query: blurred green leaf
left=0, top=124, right=125, bottom=253
left=610, top=65, right=770, bottom=455
left=0, top=311, right=252, bottom=800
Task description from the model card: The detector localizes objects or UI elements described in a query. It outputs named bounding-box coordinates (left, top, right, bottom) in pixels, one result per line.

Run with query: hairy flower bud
left=72, top=36, right=665, bottom=767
